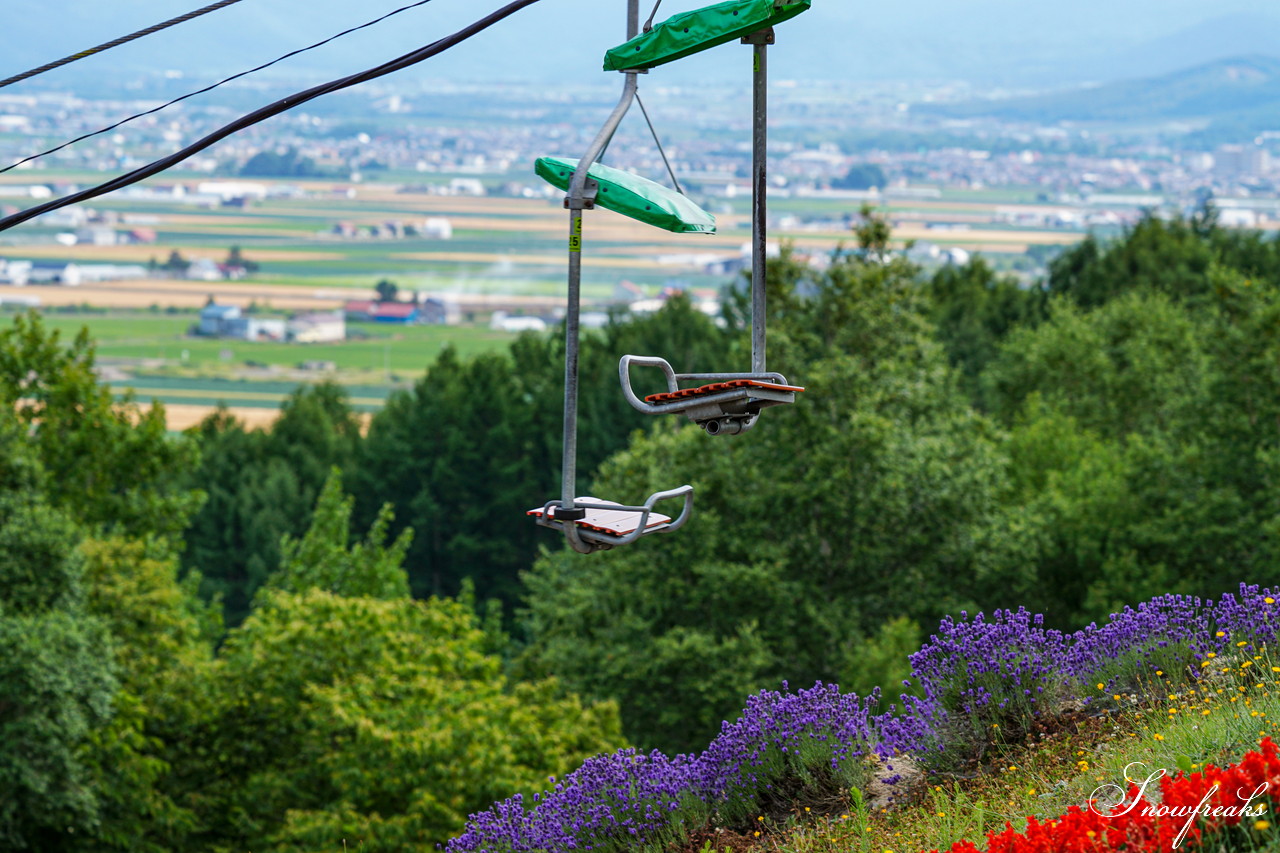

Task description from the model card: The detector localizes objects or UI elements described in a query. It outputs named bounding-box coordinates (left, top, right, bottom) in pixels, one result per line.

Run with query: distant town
left=0, top=72, right=1277, bottom=251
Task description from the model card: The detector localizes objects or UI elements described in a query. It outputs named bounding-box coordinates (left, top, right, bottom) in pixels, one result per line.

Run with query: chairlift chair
left=530, top=0, right=810, bottom=553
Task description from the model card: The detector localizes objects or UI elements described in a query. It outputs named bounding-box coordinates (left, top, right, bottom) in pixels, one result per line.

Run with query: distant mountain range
left=917, top=54, right=1280, bottom=135
left=1, top=0, right=1277, bottom=89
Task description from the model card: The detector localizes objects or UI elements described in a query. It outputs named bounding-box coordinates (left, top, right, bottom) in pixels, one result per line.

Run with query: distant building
left=223, top=317, right=286, bottom=341
left=416, top=296, right=455, bottom=325
left=288, top=311, right=345, bottom=343
left=0, top=259, right=32, bottom=286
left=489, top=311, right=547, bottom=333
left=196, top=181, right=268, bottom=201
left=74, top=226, right=118, bottom=246
left=28, top=261, right=81, bottom=285
left=614, top=280, right=645, bottom=303
left=187, top=258, right=223, bottom=281
left=199, top=301, right=241, bottom=336
left=1216, top=145, right=1270, bottom=179
left=420, top=217, right=453, bottom=239
left=77, top=264, right=148, bottom=282
left=1218, top=208, right=1260, bottom=228
left=448, top=178, right=485, bottom=196
left=343, top=300, right=420, bottom=324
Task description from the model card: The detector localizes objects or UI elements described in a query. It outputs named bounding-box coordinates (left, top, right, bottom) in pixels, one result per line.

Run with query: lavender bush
left=1208, top=583, right=1280, bottom=649
left=1064, top=592, right=1209, bottom=704
left=904, top=607, right=1069, bottom=767
left=698, top=682, right=884, bottom=825
left=445, top=748, right=705, bottom=852
left=448, top=587, right=1280, bottom=852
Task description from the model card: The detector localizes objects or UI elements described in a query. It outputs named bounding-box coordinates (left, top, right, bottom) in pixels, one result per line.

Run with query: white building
left=490, top=312, right=547, bottom=333
left=288, top=311, right=346, bottom=343
left=421, top=217, right=453, bottom=239
left=196, top=181, right=269, bottom=201
left=186, top=258, right=223, bottom=281
left=0, top=259, right=32, bottom=285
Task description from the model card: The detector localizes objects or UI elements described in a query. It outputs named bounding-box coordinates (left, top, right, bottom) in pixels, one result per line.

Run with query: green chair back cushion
left=535, top=156, right=716, bottom=234
left=603, top=0, right=811, bottom=72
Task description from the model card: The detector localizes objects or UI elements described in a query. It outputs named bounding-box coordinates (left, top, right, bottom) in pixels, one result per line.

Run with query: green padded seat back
left=535, top=156, right=716, bottom=234
left=603, top=0, right=811, bottom=72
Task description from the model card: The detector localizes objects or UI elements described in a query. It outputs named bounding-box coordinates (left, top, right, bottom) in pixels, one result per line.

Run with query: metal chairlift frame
left=616, top=1, right=802, bottom=437
left=535, top=0, right=804, bottom=553
left=534, top=0, right=695, bottom=555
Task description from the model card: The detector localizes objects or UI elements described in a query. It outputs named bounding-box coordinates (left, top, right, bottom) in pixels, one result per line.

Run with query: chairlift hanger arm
left=566, top=72, right=639, bottom=210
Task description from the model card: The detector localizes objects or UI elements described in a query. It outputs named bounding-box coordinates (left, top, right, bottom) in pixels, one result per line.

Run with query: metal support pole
left=556, top=0, right=641, bottom=553
left=749, top=36, right=770, bottom=374
left=561, top=206, right=584, bottom=506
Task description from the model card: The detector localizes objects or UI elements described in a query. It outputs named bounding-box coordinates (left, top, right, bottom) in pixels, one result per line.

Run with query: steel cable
left=0, top=0, right=542, bottom=233
left=1, top=0, right=441, bottom=176
left=0, top=0, right=248, bottom=90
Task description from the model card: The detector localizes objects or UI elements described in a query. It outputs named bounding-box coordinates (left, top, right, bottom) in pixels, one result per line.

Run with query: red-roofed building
left=344, top=300, right=421, bottom=324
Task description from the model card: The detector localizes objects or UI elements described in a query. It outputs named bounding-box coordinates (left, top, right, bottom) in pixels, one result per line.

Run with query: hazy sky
left=4, top=0, right=1279, bottom=89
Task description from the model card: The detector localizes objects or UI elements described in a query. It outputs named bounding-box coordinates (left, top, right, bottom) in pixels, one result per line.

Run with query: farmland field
left=0, top=171, right=1097, bottom=429
left=22, top=313, right=520, bottom=370
left=4, top=308, right=527, bottom=428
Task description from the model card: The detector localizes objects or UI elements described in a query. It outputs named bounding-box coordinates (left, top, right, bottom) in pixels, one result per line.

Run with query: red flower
left=932, top=738, right=1280, bottom=853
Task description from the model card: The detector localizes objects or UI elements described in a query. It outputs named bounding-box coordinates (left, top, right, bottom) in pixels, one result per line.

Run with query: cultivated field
left=1, top=172, right=1094, bottom=428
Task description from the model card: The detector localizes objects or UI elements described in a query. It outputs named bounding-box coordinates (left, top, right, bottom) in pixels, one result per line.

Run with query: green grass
left=4, top=310, right=522, bottom=376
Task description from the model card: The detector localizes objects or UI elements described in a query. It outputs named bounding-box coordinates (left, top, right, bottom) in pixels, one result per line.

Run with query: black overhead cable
left=0, top=0, right=248, bottom=90
left=0, top=0, right=543, bottom=234
left=1, top=0, right=442, bottom=176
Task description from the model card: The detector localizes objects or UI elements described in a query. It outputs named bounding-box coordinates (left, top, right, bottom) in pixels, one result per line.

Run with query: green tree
left=193, top=591, right=622, bottom=851
left=832, top=163, right=887, bottom=190
left=374, top=278, right=399, bottom=303
left=1043, top=207, right=1280, bottom=310
left=183, top=383, right=362, bottom=625
left=0, top=312, right=202, bottom=541
left=224, top=245, right=259, bottom=274
left=978, top=278, right=1280, bottom=624
left=0, top=411, right=117, bottom=851
left=519, top=247, right=1030, bottom=752
left=350, top=295, right=733, bottom=610
left=162, top=250, right=188, bottom=273
left=262, top=468, right=411, bottom=601
left=239, top=148, right=324, bottom=178
left=924, top=256, right=1047, bottom=394
left=982, top=291, right=1211, bottom=437
left=78, top=538, right=216, bottom=852
left=175, top=502, right=623, bottom=853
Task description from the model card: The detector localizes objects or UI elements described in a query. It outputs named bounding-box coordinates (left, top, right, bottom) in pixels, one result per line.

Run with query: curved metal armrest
left=619, top=354, right=680, bottom=413
left=641, top=484, right=695, bottom=534
left=542, top=484, right=694, bottom=548
left=584, top=484, right=692, bottom=546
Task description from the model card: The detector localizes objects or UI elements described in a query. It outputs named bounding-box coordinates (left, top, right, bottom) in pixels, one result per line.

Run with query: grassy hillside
left=449, top=587, right=1280, bottom=853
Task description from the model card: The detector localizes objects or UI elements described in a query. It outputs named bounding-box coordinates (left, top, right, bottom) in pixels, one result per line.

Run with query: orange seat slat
left=644, top=379, right=804, bottom=404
